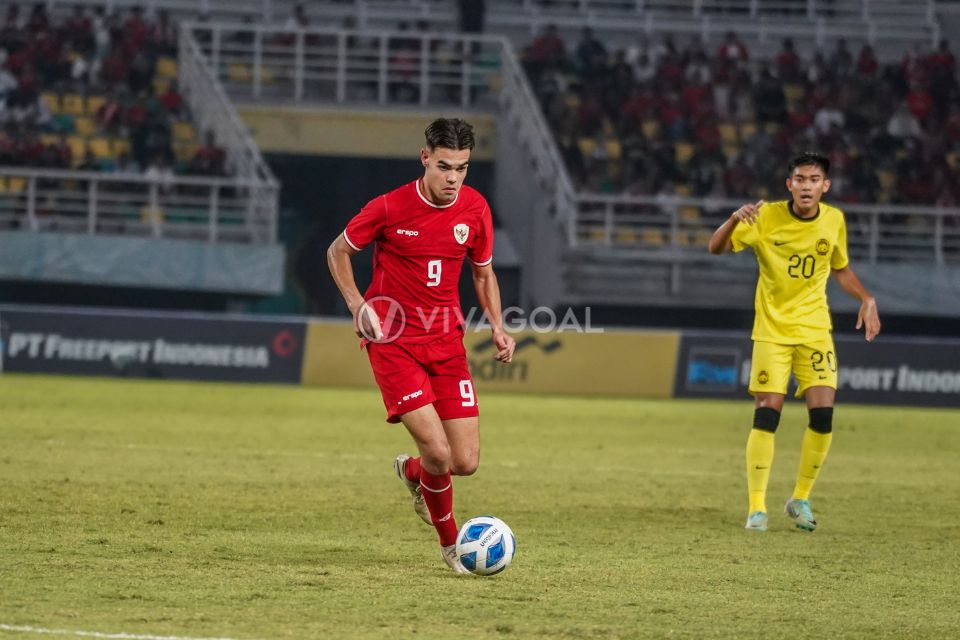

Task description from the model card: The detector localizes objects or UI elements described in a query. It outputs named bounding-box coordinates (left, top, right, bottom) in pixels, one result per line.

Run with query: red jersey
left=343, top=179, right=494, bottom=343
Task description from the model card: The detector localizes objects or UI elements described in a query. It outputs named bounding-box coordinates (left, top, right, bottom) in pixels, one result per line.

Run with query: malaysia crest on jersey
left=454, top=223, right=469, bottom=244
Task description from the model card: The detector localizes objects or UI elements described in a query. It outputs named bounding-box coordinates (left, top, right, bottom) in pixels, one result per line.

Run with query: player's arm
left=831, top=265, right=880, bottom=342
left=708, top=200, right=764, bottom=254
left=471, top=262, right=515, bottom=363
left=326, top=234, right=381, bottom=340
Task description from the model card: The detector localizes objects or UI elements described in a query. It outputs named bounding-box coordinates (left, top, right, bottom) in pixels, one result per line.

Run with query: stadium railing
left=0, top=168, right=275, bottom=244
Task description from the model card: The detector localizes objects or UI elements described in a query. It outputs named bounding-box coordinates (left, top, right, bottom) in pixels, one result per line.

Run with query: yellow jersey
left=731, top=200, right=849, bottom=344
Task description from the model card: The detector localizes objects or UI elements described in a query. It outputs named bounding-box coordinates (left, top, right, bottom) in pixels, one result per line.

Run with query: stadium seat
left=112, top=138, right=131, bottom=155
left=62, top=93, right=86, bottom=116
left=74, top=116, right=96, bottom=137
left=175, top=142, right=199, bottom=163
left=718, top=122, right=737, bottom=144
left=86, top=95, right=105, bottom=116
left=173, top=122, right=196, bottom=143
left=740, top=122, right=757, bottom=139
left=67, top=136, right=87, bottom=162
left=153, top=78, right=171, bottom=96
left=783, top=84, right=805, bottom=107
left=679, top=206, right=701, bottom=224
left=641, top=120, right=660, bottom=138
left=227, top=63, right=252, bottom=83
left=722, top=144, right=740, bottom=160
left=948, top=152, right=960, bottom=169
left=604, top=139, right=622, bottom=160
left=674, top=184, right=692, bottom=197
left=614, top=226, right=639, bottom=245
left=40, top=133, right=59, bottom=146
left=578, top=137, right=597, bottom=158
left=642, top=228, right=665, bottom=246
left=156, top=57, right=178, bottom=79
left=89, top=137, right=112, bottom=159
left=564, top=93, right=581, bottom=110
left=41, top=92, right=60, bottom=113
left=675, top=142, right=695, bottom=164
left=878, top=170, right=896, bottom=194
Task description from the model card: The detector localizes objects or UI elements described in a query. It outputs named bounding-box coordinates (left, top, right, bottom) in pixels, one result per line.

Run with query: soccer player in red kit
left=326, top=118, right=516, bottom=573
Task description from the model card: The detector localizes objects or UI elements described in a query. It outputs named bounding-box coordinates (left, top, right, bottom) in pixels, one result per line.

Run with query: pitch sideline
left=0, top=624, right=243, bottom=640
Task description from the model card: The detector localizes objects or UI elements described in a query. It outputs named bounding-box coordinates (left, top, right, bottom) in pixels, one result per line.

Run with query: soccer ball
left=455, top=515, right=516, bottom=576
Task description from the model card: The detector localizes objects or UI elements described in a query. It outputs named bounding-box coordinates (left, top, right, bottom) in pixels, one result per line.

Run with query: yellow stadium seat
left=112, top=138, right=131, bottom=156
left=41, top=92, right=60, bottom=113
left=89, top=137, right=112, bottom=159
left=6, top=177, right=27, bottom=193
left=740, top=122, right=757, bottom=139
left=153, top=78, right=170, bottom=96
left=947, top=152, right=960, bottom=169
left=156, top=57, right=178, bottom=79
left=62, top=93, right=85, bottom=116
left=173, top=122, right=196, bottom=143
left=85, top=95, right=105, bottom=116
left=877, top=170, right=896, bottom=193
left=604, top=139, right=622, bottom=160
left=679, top=206, right=701, bottom=224
left=642, top=228, right=665, bottom=246
left=564, top=93, right=581, bottom=110
left=718, top=122, right=737, bottom=144
left=674, top=184, right=692, bottom=197
left=641, top=120, right=659, bottom=138
left=140, top=205, right=165, bottom=224
left=783, top=84, right=805, bottom=106
left=227, top=63, right=251, bottom=83
left=74, top=116, right=96, bottom=137
left=577, top=137, right=597, bottom=158
left=176, top=143, right=199, bottom=163
left=582, top=226, right=607, bottom=244
left=485, top=71, right=501, bottom=93
left=40, top=133, right=59, bottom=146
left=675, top=142, right=695, bottom=164
left=614, top=226, right=639, bottom=245
left=722, top=144, right=740, bottom=160
left=67, top=136, right=87, bottom=162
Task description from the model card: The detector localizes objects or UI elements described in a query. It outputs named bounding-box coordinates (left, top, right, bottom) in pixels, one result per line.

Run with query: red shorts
left=366, top=332, right=479, bottom=424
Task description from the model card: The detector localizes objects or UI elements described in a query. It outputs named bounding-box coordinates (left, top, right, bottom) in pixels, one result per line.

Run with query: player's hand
left=353, top=301, right=383, bottom=341
left=492, top=328, right=515, bottom=363
left=732, top=200, right=764, bottom=225
left=856, top=296, right=881, bottom=342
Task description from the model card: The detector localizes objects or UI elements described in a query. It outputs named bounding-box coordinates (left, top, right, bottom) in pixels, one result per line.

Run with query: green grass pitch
left=1, top=374, right=959, bottom=639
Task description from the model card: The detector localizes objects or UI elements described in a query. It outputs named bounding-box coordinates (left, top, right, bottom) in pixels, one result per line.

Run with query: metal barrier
left=0, top=168, right=276, bottom=244
left=572, top=193, right=960, bottom=266
left=190, top=23, right=504, bottom=109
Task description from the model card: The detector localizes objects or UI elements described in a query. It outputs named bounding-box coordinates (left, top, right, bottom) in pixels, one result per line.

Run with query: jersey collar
left=787, top=199, right=820, bottom=222
left=415, top=178, right=458, bottom=209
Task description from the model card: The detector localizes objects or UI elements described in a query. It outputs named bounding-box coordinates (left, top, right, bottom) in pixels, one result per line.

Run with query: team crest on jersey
left=757, top=370, right=769, bottom=385
left=816, top=239, right=830, bottom=255
left=453, top=223, right=469, bottom=244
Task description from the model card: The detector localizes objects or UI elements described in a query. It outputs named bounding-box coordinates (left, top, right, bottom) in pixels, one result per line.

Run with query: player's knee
left=451, top=457, right=478, bottom=477
left=420, top=442, right=452, bottom=473
left=753, top=407, right=781, bottom=433
left=808, top=407, right=833, bottom=434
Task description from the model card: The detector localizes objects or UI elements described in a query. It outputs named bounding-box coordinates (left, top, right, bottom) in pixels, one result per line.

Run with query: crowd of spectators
left=0, top=3, right=227, bottom=179
left=524, top=27, right=960, bottom=208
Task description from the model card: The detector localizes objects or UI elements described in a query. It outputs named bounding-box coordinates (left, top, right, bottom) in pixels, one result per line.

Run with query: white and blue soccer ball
left=455, top=516, right=516, bottom=576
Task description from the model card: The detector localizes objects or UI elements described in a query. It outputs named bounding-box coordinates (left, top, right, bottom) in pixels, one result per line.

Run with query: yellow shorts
left=749, top=337, right=838, bottom=398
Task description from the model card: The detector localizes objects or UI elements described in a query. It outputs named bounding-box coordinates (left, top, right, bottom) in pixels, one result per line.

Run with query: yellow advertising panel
left=302, top=321, right=680, bottom=398
left=238, top=106, right=496, bottom=160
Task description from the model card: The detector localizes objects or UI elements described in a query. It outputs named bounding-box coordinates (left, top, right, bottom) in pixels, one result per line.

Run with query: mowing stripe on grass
left=0, top=624, right=242, bottom=640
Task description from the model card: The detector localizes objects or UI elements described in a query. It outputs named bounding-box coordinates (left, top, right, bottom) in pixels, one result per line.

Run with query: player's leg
left=442, top=417, right=479, bottom=477
left=366, top=341, right=435, bottom=525
left=787, top=339, right=838, bottom=531
left=399, top=404, right=468, bottom=573
left=744, top=341, right=792, bottom=531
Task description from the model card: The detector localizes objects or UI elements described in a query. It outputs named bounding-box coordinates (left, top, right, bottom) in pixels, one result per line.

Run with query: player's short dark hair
left=424, top=118, right=475, bottom=151
left=788, top=152, right=830, bottom=176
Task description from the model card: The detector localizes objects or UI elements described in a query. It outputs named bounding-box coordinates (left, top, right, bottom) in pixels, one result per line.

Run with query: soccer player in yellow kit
left=708, top=152, right=881, bottom=532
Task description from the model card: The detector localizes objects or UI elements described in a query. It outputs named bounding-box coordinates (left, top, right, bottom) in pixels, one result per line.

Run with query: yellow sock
left=746, top=429, right=775, bottom=513
left=793, top=427, right=833, bottom=500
